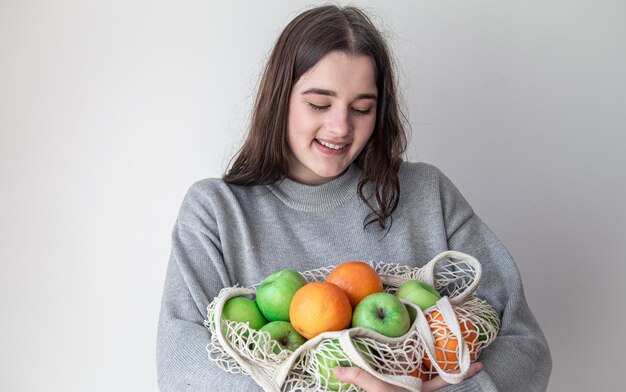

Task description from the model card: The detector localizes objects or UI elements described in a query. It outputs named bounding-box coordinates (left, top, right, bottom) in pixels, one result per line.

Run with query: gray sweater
left=157, top=162, right=552, bottom=391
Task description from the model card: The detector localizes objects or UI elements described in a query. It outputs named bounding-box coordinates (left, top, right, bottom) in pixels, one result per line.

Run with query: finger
left=333, top=366, right=402, bottom=392
left=466, top=362, right=484, bottom=378
left=421, top=362, right=483, bottom=392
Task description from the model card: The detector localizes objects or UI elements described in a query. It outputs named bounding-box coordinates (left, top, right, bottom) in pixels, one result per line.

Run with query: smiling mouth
left=316, top=139, right=348, bottom=150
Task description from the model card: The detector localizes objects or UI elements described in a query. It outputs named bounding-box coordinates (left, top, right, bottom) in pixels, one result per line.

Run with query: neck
left=267, top=165, right=361, bottom=212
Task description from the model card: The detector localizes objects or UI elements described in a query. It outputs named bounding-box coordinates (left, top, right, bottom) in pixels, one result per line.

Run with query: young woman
left=157, top=5, right=551, bottom=391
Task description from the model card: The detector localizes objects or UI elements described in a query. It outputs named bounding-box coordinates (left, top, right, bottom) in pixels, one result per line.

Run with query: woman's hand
left=332, top=362, right=483, bottom=392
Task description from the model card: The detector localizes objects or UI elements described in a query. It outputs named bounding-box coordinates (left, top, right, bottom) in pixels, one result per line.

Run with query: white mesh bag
left=204, top=250, right=500, bottom=391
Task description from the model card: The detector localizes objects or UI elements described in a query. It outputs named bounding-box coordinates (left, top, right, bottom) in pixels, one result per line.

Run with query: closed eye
left=308, top=102, right=373, bottom=116
left=351, top=107, right=372, bottom=116
left=307, top=102, right=330, bottom=111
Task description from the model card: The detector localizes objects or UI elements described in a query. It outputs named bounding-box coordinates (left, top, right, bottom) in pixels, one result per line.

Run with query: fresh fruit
left=289, top=282, right=352, bottom=339
left=315, top=339, right=375, bottom=391
left=351, top=292, right=411, bottom=338
left=256, top=269, right=307, bottom=322
left=475, top=313, right=500, bottom=342
left=422, top=309, right=481, bottom=371
left=395, top=280, right=441, bottom=324
left=326, top=261, right=383, bottom=308
left=222, top=296, right=267, bottom=331
left=257, top=321, right=306, bottom=353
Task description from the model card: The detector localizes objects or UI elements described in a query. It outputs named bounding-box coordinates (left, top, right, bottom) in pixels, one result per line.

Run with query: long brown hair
left=224, top=5, right=407, bottom=229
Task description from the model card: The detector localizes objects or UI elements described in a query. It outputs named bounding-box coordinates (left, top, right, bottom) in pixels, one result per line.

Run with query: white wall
left=1, top=0, right=624, bottom=390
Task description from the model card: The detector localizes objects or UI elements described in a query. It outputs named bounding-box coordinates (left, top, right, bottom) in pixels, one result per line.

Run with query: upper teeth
left=318, top=140, right=345, bottom=150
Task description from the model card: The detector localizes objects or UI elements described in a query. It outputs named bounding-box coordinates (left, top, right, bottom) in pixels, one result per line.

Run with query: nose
left=326, top=106, right=352, bottom=137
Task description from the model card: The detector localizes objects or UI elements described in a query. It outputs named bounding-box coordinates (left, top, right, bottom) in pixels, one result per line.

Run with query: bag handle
left=332, top=297, right=471, bottom=390
left=337, top=329, right=423, bottom=391
left=211, top=287, right=281, bottom=392
left=421, top=251, right=482, bottom=305
left=416, top=296, right=470, bottom=384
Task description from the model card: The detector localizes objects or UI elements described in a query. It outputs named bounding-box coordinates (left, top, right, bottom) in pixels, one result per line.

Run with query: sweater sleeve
left=156, top=185, right=262, bottom=391
left=436, top=171, right=552, bottom=392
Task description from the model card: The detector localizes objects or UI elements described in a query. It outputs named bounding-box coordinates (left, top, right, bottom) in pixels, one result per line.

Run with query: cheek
left=288, top=106, right=315, bottom=138
left=287, top=110, right=306, bottom=152
left=358, top=117, right=376, bottom=142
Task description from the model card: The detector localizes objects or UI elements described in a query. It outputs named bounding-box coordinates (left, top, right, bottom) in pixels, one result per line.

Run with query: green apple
left=222, top=296, right=267, bottom=331
left=476, top=313, right=500, bottom=342
left=257, top=321, right=306, bottom=353
left=351, top=292, right=410, bottom=338
left=395, top=280, right=441, bottom=324
left=315, top=339, right=375, bottom=391
left=256, top=269, right=307, bottom=322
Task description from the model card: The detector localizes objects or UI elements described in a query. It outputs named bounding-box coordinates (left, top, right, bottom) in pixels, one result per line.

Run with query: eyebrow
left=301, top=88, right=377, bottom=101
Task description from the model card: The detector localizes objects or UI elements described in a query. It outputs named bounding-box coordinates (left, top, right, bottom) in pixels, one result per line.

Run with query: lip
left=314, top=138, right=351, bottom=155
left=316, top=138, right=350, bottom=146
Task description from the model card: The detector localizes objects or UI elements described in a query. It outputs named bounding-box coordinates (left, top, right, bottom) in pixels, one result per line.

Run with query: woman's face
left=286, top=51, right=377, bottom=185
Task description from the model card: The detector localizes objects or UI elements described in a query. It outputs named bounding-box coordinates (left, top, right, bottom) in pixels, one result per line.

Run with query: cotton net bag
left=204, top=251, right=500, bottom=391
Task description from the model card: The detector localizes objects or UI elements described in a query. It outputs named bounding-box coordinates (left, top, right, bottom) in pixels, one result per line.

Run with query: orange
left=422, top=310, right=481, bottom=372
left=326, top=261, right=383, bottom=308
left=289, top=282, right=352, bottom=340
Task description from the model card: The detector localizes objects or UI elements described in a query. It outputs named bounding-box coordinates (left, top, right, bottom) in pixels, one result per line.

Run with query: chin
left=291, top=156, right=354, bottom=185
left=325, top=158, right=355, bottom=173
left=313, top=166, right=349, bottom=180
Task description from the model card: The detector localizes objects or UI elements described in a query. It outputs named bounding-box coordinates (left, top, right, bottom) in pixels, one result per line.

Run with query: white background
left=1, top=0, right=624, bottom=390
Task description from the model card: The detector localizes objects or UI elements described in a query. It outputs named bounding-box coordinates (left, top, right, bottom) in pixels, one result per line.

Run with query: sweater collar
left=267, top=165, right=361, bottom=212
